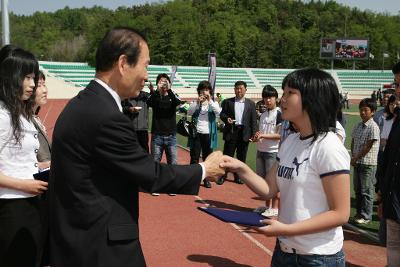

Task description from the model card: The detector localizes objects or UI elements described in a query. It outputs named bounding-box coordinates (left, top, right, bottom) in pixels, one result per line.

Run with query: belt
left=234, top=125, right=244, bottom=129
left=278, top=240, right=313, bottom=255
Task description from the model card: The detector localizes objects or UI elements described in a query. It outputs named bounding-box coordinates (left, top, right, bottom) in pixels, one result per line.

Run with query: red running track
left=40, top=100, right=387, bottom=267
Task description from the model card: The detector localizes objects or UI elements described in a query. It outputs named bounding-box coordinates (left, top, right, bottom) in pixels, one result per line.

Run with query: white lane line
left=194, top=195, right=273, bottom=256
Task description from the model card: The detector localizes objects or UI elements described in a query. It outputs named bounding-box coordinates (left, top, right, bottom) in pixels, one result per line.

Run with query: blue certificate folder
left=33, top=169, right=50, bottom=182
left=198, top=207, right=268, bottom=227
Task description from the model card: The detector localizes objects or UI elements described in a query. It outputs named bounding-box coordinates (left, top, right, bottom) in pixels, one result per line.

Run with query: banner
left=170, top=65, right=177, bottom=85
left=208, top=53, right=217, bottom=99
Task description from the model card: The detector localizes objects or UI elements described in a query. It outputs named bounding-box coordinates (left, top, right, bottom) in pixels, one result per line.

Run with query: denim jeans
left=271, top=246, right=345, bottom=267
left=151, top=134, right=177, bottom=164
left=256, top=151, right=277, bottom=178
left=353, top=164, right=376, bottom=220
left=387, top=219, right=400, bottom=267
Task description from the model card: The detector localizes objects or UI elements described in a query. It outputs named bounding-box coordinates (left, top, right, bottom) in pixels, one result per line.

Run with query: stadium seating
left=39, top=61, right=395, bottom=100
left=336, top=70, right=393, bottom=93
left=251, top=68, right=293, bottom=89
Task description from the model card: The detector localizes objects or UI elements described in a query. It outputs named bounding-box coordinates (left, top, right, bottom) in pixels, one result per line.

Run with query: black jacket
left=147, top=90, right=181, bottom=135
left=377, top=118, right=400, bottom=223
left=49, top=80, right=202, bottom=267
left=219, top=97, right=257, bottom=142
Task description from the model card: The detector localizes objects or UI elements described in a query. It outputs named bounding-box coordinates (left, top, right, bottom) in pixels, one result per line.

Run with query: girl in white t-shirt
left=221, top=68, right=350, bottom=266
left=253, top=85, right=282, bottom=217
left=0, top=47, right=48, bottom=266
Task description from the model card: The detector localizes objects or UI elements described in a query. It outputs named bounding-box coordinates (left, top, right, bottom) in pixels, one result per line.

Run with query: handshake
left=202, top=151, right=246, bottom=183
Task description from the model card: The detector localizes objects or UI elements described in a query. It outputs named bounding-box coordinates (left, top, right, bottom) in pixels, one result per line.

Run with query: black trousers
left=223, top=128, right=249, bottom=179
left=190, top=133, right=213, bottom=164
left=0, top=197, right=43, bottom=267
left=136, top=130, right=149, bottom=153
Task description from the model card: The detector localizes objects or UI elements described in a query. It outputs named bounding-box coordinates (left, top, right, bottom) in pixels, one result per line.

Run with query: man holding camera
left=147, top=73, right=181, bottom=167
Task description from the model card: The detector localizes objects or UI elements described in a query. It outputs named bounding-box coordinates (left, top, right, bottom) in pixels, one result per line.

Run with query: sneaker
left=216, top=176, right=225, bottom=185
left=168, top=193, right=176, bottom=196
left=253, top=206, right=268, bottom=214
left=151, top=193, right=160, bottom=196
left=262, top=208, right=279, bottom=217
left=354, top=218, right=370, bottom=224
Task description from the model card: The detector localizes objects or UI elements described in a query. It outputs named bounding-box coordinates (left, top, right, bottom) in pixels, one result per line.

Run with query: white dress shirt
left=0, top=102, right=39, bottom=199
left=94, top=78, right=123, bottom=112
left=234, top=98, right=245, bottom=125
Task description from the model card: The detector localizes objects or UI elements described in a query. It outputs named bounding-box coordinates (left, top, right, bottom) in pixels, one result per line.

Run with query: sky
left=332, top=0, right=398, bottom=15
left=7, top=0, right=163, bottom=15
left=4, top=0, right=399, bottom=16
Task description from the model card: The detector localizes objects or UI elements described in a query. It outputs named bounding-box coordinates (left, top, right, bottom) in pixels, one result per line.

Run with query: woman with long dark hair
left=221, top=68, right=350, bottom=266
left=0, top=47, right=48, bottom=267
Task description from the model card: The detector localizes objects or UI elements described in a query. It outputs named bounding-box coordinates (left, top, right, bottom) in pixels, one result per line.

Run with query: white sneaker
left=253, top=206, right=267, bottom=213
left=151, top=193, right=160, bottom=196
left=262, top=208, right=279, bottom=217
left=168, top=193, right=176, bottom=196
left=354, top=218, right=370, bottom=224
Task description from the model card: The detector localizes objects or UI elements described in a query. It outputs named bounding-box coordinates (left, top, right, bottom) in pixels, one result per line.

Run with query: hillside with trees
left=8, top=0, right=400, bottom=69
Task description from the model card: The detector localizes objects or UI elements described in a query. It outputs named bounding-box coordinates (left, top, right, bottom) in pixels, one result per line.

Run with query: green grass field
left=171, top=102, right=381, bottom=235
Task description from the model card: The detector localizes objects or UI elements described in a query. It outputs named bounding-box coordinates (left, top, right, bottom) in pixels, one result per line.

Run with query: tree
left=5, top=0, right=400, bottom=69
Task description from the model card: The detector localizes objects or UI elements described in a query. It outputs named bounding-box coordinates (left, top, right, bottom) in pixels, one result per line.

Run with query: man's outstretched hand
left=203, top=151, right=225, bottom=182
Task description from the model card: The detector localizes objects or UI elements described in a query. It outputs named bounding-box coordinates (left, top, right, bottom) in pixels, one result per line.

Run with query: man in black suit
left=48, top=27, right=224, bottom=267
left=218, top=81, right=257, bottom=184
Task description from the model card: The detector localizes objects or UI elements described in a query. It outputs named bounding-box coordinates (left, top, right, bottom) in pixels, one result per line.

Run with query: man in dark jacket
left=147, top=74, right=181, bottom=164
left=49, top=27, right=224, bottom=267
left=218, top=81, right=257, bottom=184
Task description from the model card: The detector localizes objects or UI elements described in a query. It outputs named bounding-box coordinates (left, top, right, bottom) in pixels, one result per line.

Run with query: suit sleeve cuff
left=199, top=163, right=206, bottom=182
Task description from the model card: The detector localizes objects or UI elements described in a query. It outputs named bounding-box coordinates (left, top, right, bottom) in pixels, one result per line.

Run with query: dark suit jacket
left=49, top=80, right=202, bottom=267
left=219, top=97, right=257, bottom=142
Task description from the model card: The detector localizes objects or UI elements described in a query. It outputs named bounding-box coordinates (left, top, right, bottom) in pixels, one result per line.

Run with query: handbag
left=177, top=117, right=197, bottom=138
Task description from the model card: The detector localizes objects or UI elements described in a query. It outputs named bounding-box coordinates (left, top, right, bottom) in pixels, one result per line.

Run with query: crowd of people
left=0, top=26, right=399, bottom=267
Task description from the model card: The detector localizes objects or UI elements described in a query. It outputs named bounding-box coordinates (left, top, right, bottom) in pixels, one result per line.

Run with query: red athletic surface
left=40, top=100, right=387, bottom=267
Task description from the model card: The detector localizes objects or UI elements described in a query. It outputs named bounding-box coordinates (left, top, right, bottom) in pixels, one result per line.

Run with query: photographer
left=147, top=73, right=181, bottom=166
left=187, top=81, right=221, bottom=188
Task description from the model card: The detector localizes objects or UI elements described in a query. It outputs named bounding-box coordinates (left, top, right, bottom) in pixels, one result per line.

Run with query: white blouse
left=0, top=103, right=39, bottom=199
left=187, top=100, right=221, bottom=134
